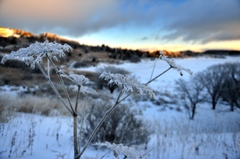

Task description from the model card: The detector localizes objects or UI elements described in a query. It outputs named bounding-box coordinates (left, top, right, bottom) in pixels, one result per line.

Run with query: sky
left=0, top=0, right=240, bottom=52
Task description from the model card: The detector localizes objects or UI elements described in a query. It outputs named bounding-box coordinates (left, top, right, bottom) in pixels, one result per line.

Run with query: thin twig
left=48, top=58, right=50, bottom=77
left=140, top=147, right=155, bottom=158
left=150, top=59, right=157, bottom=81
left=75, top=86, right=81, bottom=112
left=145, top=67, right=172, bottom=85
left=75, top=86, right=81, bottom=153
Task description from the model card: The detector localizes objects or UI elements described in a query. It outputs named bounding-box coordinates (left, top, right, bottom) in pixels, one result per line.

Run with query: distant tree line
left=176, top=62, right=240, bottom=119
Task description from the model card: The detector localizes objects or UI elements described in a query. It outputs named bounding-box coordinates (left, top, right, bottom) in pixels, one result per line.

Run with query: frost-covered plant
left=99, top=72, right=155, bottom=99
left=1, top=40, right=72, bottom=69
left=1, top=40, right=93, bottom=159
left=95, top=142, right=151, bottom=159
left=1, top=41, right=192, bottom=159
left=60, top=71, right=97, bottom=95
left=159, top=51, right=193, bottom=76
left=95, top=66, right=129, bottom=93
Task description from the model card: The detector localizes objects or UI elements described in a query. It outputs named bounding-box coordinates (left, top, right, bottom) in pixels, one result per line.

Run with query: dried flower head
left=159, top=51, right=193, bottom=76
left=60, top=71, right=97, bottom=94
left=70, top=85, right=97, bottom=95
left=1, top=40, right=72, bottom=68
left=60, top=72, right=89, bottom=86
left=95, top=142, right=149, bottom=159
left=99, top=72, right=155, bottom=98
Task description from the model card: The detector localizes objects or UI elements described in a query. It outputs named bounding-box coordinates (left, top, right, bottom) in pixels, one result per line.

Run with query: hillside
left=0, top=26, right=240, bottom=89
left=1, top=27, right=240, bottom=61
left=0, top=27, right=152, bottom=64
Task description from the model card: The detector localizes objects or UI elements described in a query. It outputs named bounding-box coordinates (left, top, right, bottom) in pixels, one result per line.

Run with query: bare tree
left=197, top=64, right=226, bottom=110
left=176, top=76, right=205, bottom=120
left=220, top=63, right=240, bottom=111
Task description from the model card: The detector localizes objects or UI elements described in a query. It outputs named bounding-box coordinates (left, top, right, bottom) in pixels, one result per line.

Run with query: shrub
left=72, top=61, right=89, bottom=68
left=82, top=101, right=150, bottom=146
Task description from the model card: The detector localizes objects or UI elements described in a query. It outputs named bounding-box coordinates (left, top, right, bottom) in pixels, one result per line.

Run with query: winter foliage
left=95, top=142, right=150, bottom=159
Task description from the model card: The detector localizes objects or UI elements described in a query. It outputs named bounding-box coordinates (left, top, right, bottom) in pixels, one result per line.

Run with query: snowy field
left=1, top=56, right=240, bottom=159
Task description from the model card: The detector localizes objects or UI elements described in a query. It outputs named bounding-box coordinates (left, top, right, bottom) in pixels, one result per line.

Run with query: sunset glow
left=0, top=0, right=239, bottom=52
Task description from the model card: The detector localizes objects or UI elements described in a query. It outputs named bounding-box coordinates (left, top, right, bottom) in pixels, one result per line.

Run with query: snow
left=1, top=56, right=240, bottom=159
left=75, top=56, right=240, bottom=89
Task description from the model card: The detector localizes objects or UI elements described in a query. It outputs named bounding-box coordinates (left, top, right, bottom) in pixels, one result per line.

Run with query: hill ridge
left=0, top=26, right=240, bottom=58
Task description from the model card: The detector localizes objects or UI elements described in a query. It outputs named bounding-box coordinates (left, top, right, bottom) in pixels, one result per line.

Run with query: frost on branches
left=95, top=142, right=150, bottom=159
left=0, top=40, right=72, bottom=68
left=159, top=51, right=193, bottom=76
left=99, top=72, right=155, bottom=99
left=60, top=71, right=90, bottom=86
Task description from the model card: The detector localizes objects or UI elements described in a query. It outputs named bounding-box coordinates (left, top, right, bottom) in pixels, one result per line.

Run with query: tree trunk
left=230, top=103, right=234, bottom=112
left=73, top=115, right=79, bottom=159
left=211, top=100, right=216, bottom=110
left=190, top=104, right=196, bottom=120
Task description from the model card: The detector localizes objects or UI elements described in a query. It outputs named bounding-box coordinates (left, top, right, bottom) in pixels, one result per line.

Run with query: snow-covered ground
left=76, top=56, right=240, bottom=89
left=1, top=56, right=240, bottom=159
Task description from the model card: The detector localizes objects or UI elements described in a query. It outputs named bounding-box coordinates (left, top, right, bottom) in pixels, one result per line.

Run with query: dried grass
left=0, top=92, right=70, bottom=117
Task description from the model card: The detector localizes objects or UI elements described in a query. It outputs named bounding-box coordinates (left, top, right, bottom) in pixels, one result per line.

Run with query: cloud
left=0, top=0, right=123, bottom=36
left=0, top=0, right=239, bottom=44
left=140, top=36, right=148, bottom=41
left=158, top=0, right=240, bottom=43
left=0, top=0, right=158, bottom=37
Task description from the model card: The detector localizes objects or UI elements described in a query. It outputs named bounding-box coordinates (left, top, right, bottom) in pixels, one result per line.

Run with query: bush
left=72, top=61, right=89, bottom=68
left=82, top=101, right=150, bottom=146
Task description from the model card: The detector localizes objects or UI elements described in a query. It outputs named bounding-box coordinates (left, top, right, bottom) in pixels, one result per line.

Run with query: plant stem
left=73, top=115, right=79, bottom=159
left=75, top=86, right=81, bottom=112
left=145, top=67, right=172, bottom=85
left=75, top=86, right=81, bottom=152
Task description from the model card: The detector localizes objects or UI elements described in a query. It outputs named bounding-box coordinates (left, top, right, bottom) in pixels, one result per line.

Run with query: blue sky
left=0, top=0, right=240, bottom=51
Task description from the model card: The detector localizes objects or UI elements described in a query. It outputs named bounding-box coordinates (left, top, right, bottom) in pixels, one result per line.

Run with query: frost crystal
left=1, top=40, right=72, bottom=68
left=60, top=72, right=89, bottom=86
left=61, top=72, right=97, bottom=94
left=95, top=142, right=149, bottom=159
left=70, top=85, right=97, bottom=95
left=99, top=72, right=155, bottom=98
left=159, top=51, right=193, bottom=76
